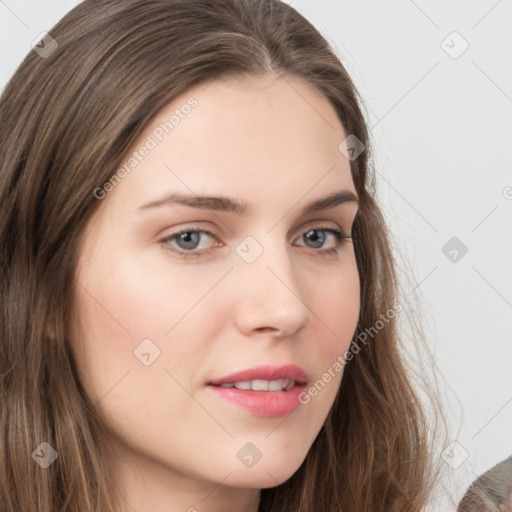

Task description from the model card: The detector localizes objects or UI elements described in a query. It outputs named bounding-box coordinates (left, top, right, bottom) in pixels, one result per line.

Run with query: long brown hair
left=0, top=1, right=444, bottom=510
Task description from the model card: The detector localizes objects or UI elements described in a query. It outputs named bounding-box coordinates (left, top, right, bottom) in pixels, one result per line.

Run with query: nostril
left=254, top=327, right=278, bottom=333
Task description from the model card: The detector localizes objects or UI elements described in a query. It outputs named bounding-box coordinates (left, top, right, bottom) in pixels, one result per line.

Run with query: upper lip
left=208, top=364, right=308, bottom=386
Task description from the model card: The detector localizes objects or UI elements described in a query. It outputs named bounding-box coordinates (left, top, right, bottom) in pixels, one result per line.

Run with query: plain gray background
left=1, top=1, right=511, bottom=508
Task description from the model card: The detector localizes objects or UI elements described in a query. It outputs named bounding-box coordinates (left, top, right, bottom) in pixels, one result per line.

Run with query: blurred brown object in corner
left=457, top=455, right=512, bottom=512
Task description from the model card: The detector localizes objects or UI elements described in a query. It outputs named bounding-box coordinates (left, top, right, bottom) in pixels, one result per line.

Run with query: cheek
left=69, top=255, right=209, bottom=444
left=75, top=245, right=218, bottom=340
left=99, top=251, right=231, bottom=338
left=315, top=258, right=360, bottom=355
left=303, top=259, right=360, bottom=406
left=70, top=249, right=227, bottom=395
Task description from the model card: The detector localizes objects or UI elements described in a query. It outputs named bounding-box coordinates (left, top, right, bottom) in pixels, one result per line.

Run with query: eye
left=159, top=225, right=353, bottom=259
left=160, top=227, right=218, bottom=258
left=294, top=227, right=353, bottom=255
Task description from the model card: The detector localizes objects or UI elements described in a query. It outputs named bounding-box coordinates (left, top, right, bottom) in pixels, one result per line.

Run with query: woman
left=0, top=1, right=443, bottom=510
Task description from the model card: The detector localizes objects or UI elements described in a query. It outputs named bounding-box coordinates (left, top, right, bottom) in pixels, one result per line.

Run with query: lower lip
left=207, top=384, right=305, bottom=418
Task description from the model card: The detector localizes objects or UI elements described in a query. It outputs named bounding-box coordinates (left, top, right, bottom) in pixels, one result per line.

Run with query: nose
left=231, top=239, right=311, bottom=338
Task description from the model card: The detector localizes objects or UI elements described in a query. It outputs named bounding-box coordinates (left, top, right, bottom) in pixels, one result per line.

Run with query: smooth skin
left=70, top=72, right=361, bottom=512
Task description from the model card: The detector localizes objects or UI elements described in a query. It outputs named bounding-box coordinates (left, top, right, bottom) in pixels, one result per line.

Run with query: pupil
left=306, top=229, right=324, bottom=248
left=178, top=232, right=199, bottom=249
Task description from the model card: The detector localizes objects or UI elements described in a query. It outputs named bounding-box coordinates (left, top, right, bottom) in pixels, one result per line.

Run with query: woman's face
left=71, top=73, right=360, bottom=507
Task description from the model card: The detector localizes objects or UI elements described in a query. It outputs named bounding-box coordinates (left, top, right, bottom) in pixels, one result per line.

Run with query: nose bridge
left=232, top=232, right=311, bottom=335
left=236, top=232, right=296, bottom=291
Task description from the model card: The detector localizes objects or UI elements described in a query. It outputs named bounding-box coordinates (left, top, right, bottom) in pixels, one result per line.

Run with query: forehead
left=103, top=73, right=355, bottom=214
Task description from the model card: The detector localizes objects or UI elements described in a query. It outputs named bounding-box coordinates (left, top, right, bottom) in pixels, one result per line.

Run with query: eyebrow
left=138, top=189, right=358, bottom=216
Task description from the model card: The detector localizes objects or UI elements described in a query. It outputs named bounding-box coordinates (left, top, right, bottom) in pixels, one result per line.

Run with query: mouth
left=207, top=364, right=308, bottom=387
left=206, top=365, right=308, bottom=418
left=214, top=378, right=297, bottom=391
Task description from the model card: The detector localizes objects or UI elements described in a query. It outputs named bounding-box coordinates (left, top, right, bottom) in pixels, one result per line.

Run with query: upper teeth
left=218, top=379, right=295, bottom=391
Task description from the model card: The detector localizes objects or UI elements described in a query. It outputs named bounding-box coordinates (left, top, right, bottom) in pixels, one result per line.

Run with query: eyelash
left=159, top=225, right=353, bottom=259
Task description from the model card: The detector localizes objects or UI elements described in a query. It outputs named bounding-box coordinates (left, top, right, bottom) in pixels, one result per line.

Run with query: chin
left=226, top=455, right=307, bottom=489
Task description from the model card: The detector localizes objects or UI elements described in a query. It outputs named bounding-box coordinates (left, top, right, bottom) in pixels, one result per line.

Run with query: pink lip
left=207, top=364, right=308, bottom=386
left=206, top=364, right=308, bottom=418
